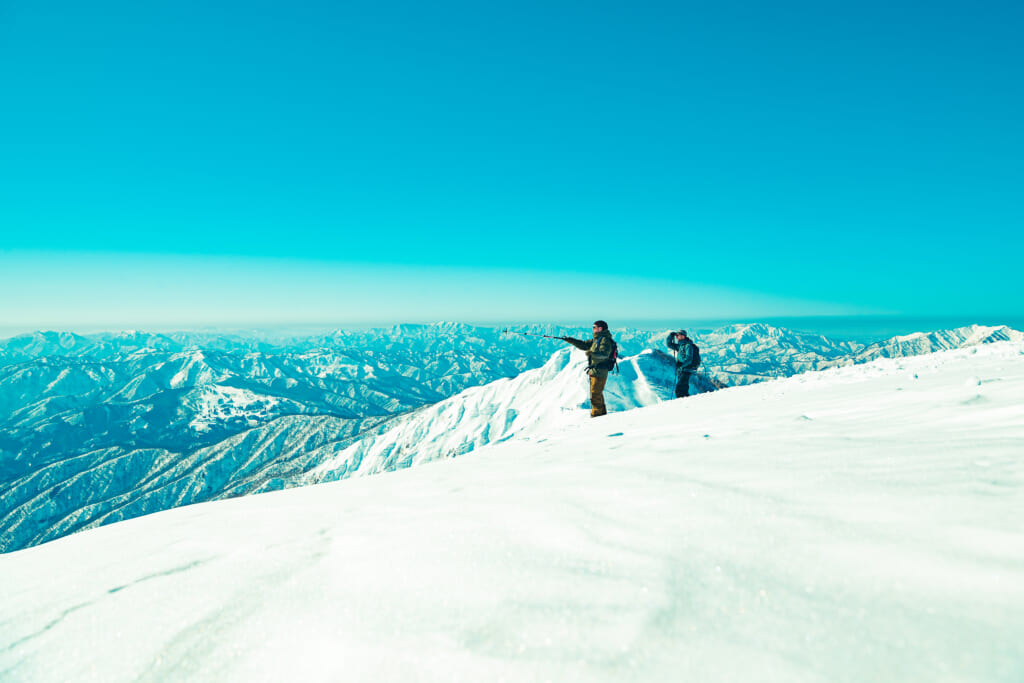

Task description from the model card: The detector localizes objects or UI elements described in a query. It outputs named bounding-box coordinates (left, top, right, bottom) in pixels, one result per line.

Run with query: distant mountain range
left=2, top=322, right=1020, bottom=552
left=697, top=323, right=1024, bottom=383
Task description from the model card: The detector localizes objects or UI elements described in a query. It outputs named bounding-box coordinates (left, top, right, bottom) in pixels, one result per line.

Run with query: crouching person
left=563, top=320, right=617, bottom=417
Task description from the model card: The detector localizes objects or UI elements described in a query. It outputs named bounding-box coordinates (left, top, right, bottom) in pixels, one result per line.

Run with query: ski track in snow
left=1, top=342, right=1023, bottom=681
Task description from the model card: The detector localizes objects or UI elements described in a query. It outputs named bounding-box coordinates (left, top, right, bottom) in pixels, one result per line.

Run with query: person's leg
left=675, top=371, right=691, bottom=398
left=590, top=374, right=608, bottom=416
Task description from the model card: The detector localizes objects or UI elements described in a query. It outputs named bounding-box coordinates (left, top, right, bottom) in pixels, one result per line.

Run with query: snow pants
left=675, top=370, right=692, bottom=398
left=590, top=374, right=608, bottom=417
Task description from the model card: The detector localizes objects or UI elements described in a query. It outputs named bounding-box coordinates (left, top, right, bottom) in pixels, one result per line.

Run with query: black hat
left=593, top=320, right=608, bottom=330
left=677, top=329, right=688, bottom=337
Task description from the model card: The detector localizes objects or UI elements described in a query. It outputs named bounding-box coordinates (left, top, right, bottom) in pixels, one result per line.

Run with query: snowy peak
left=847, top=325, right=1024, bottom=364
left=689, top=323, right=861, bottom=385
left=0, top=330, right=185, bottom=365
left=1, top=331, right=93, bottom=358
left=701, top=322, right=859, bottom=353
left=305, top=347, right=697, bottom=484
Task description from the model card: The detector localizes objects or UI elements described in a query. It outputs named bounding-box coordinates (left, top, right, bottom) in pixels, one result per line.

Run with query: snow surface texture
left=2, top=342, right=1022, bottom=682
left=1, top=323, right=1019, bottom=552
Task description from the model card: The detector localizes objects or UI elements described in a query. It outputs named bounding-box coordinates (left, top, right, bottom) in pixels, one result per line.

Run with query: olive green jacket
left=564, top=329, right=615, bottom=377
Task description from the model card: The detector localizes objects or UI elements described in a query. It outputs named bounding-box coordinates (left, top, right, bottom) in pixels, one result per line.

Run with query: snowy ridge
left=2, top=341, right=1022, bottom=682
left=839, top=324, right=1024, bottom=365
left=0, top=414, right=393, bottom=550
left=305, top=348, right=707, bottom=483
left=696, top=322, right=860, bottom=383
left=2, top=322, right=1021, bottom=552
left=0, top=348, right=693, bottom=551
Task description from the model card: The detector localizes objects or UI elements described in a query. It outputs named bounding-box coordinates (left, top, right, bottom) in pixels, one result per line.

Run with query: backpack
left=689, top=343, right=701, bottom=370
left=596, top=340, right=619, bottom=373
left=679, top=340, right=700, bottom=371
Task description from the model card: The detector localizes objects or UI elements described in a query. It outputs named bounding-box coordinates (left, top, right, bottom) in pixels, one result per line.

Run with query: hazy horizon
left=4, top=313, right=1024, bottom=345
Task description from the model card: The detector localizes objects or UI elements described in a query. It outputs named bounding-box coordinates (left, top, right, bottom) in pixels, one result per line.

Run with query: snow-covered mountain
left=2, top=321, right=1020, bottom=553
left=303, top=347, right=719, bottom=485
left=687, top=323, right=1024, bottom=385
left=0, top=348, right=436, bottom=468
left=1, top=325, right=568, bottom=551
left=695, top=322, right=861, bottom=383
left=837, top=324, right=1024, bottom=365
left=0, top=325, right=587, bottom=466
left=0, top=347, right=709, bottom=552
left=2, top=341, right=1022, bottom=682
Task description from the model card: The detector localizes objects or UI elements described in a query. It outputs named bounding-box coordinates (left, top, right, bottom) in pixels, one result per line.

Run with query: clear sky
left=1, top=0, right=1021, bottom=332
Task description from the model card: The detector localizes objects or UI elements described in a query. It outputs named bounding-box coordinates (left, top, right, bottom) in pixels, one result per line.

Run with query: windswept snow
left=2, top=342, right=1022, bottom=682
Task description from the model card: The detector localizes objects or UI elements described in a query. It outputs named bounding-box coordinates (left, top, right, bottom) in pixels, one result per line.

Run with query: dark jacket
left=666, top=333, right=697, bottom=371
left=565, top=329, right=615, bottom=377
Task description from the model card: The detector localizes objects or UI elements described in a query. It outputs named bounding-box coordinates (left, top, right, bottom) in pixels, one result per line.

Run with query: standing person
left=563, top=320, right=616, bottom=417
left=666, top=329, right=700, bottom=398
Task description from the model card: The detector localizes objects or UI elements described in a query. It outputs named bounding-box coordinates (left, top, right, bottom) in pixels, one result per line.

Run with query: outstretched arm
left=563, top=337, right=590, bottom=351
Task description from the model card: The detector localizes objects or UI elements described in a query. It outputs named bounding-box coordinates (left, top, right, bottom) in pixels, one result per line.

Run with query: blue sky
left=1, top=0, right=1022, bottom=331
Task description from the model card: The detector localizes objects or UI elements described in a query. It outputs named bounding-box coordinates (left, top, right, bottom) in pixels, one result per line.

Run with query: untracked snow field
left=2, top=343, right=1023, bottom=682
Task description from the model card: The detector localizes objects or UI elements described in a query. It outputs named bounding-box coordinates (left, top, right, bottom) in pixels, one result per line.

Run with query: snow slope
left=302, top=347, right=711, bottom=483
left=0, top=348, right=702, bottom=552
left=2, top=342, right=1022, bottom=682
